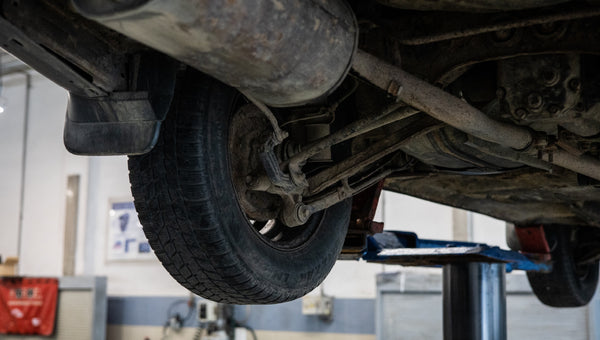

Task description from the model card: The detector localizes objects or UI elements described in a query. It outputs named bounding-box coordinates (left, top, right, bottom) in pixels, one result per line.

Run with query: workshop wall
left=0, top=72, right=85, bottom=277
left=0, top=73, right=26, bottom=259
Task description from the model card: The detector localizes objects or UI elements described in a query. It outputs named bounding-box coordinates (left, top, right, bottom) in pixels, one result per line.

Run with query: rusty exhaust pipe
left=353, top=50, right=600, bottom=182
left=72, top=0, right=358, bottom=107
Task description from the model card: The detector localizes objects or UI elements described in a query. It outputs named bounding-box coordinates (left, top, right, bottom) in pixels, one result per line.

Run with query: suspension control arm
left=352, top=50, right=533, bottom=150
left=353, top=50, right=600, bottom=182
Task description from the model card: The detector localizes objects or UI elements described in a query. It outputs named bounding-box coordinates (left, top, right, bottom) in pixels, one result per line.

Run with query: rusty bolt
left=541, top=69, right=560, bottom=87
left=514, top=108, right=528, bottom=120
left=568, top=78, right=581, bottom=92
left=547, top=104, right=560, bottom=115
left=527, top=92, right=543, bottom=109
left=387, top=80, right=403, bottom=97
left=298, top=205, right=311, bottom=221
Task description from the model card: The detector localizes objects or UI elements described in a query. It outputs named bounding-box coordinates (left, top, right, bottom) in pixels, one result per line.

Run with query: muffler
left=72, top=0, right=358, bottom=107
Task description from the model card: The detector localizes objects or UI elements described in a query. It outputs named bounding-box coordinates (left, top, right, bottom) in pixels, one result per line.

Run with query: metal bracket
left=258, top=136, right=302, bottom=192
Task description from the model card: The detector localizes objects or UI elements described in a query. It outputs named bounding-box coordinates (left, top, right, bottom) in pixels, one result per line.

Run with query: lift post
left=363, top=231, right=550, bottom=340
left=443, top=262, right=506, bottom=340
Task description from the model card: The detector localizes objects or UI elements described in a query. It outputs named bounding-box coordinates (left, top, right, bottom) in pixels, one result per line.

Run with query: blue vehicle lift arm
left=362, top=230, right=551, bottom=272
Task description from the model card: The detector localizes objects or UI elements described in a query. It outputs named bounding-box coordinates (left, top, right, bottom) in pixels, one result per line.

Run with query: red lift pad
left=0, top=277, right=59, bottom=336
left=514, top=225, right=552, bottom=261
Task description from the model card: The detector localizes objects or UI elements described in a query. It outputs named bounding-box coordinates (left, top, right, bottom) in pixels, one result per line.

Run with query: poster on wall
left=107, top=201, right=154, bottom=261
left=0, top=278, right=59, bottom=336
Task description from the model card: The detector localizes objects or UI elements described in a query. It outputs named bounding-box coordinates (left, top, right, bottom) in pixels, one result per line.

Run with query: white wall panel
left=472, top=212, right=508, bottom=248
left=381, top=190, right=454, bottom=240
left=18, top=74, right=68, bottom=276
left=0, top=75, right=26, bottom=259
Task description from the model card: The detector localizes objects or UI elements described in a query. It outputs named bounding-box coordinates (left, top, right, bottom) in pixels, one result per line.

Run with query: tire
left=128, top=70, right=351, bottom=304
left=527, top=225, right=599, bottom=307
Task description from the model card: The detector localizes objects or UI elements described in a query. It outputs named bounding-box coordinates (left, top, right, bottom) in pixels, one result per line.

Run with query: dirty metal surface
left=354, top=12, right=600, bottom=227
left=384, top=169, right=600, bottom=227
left=497, top=54, right=600, bottom=137
left=370, top=4, right=600, bottom=45
left=370, top=246, right=537, bottom=271
left=74, top=0, right=358, bottom=107
left=353, top=50, right=534, bottom=150
left=375, top=0, right=566, bottom=12
left=2, top=0, right=134, bottom=94
left=392, top=16, right=600, bottom=84
left=363, top=234, right=551, bottom=272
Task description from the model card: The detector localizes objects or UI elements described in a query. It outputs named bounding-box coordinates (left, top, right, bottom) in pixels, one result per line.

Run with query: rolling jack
left=361, top=230, right=551, bottom=340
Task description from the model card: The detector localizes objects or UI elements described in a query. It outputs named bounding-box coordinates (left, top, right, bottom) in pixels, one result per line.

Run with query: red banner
left=0, top=277, right=59, bottom=336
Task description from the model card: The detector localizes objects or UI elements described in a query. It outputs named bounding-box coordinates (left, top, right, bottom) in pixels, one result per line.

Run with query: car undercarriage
left=2, top=0, right=600, bottom=305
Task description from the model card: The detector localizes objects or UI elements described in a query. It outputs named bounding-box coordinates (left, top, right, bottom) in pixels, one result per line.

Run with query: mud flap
left=63, top=53, right=178, bottom=155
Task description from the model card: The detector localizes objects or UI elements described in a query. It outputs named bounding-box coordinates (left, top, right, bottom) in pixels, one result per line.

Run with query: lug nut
left=514, top=108, right=528, bottom=120
left=527, top=92, right=543, bottom=109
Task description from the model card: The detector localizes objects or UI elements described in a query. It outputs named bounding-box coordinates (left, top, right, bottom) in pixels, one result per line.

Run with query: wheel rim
left=228, top=103, right=323, bottom=250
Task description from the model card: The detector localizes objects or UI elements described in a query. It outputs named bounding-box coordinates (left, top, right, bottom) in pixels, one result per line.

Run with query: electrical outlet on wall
left=197, top=300, right=218, bottom=322
left=302, top=295, right=333, bottom=320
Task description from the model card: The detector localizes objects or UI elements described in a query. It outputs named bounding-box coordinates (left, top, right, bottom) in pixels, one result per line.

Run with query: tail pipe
left=72, top=0, right=358, bottom=107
